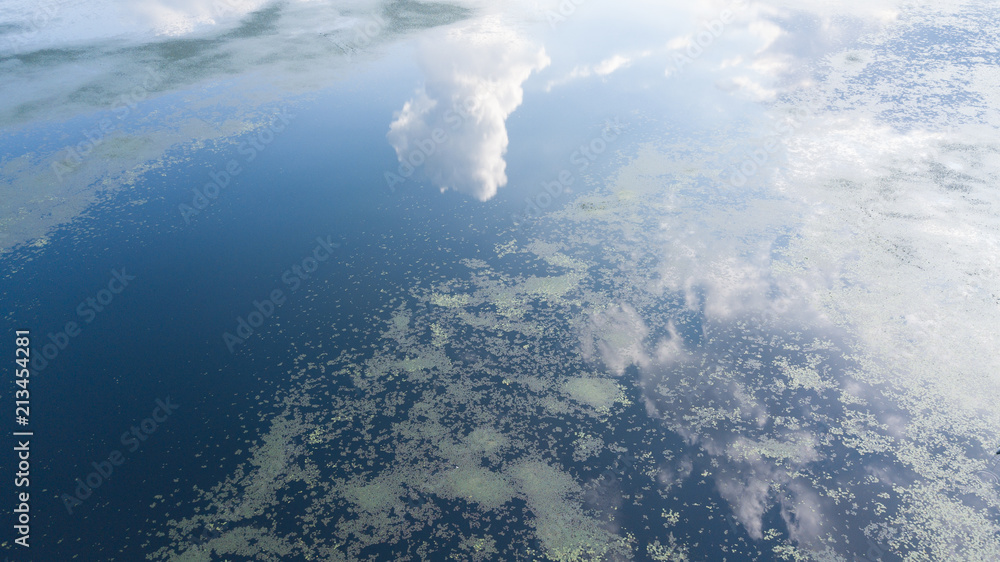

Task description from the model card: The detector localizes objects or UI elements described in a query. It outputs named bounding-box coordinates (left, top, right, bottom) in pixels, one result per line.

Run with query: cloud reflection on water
left=387, top=16, right=549, bottom=200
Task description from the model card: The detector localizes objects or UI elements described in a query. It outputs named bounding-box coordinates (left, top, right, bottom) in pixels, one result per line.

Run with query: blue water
left=3, top=2, right=1000, bottom=560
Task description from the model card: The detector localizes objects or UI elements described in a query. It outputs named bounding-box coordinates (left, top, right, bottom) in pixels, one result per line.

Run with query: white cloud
left=543, top=53, right=639, bottom=90
left=387, top=16, right=549, bottom=200
left=577, top=302, right=650, bottom=375
left=594, top=54, right=631, bottom=75
left=716, top=470, right=773, bottom=539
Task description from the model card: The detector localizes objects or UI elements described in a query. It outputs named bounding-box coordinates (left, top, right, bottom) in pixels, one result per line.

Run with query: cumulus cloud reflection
left=386, top=17, right=549, bottom=200
left=577, top=303, right=650, bottom=376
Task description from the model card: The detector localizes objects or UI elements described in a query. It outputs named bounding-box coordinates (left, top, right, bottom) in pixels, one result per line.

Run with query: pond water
left=1, top=1, right=999, bottom=560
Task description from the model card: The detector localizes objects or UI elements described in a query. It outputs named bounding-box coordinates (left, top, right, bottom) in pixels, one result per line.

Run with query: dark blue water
left=5, top=4, right=999, bottom=560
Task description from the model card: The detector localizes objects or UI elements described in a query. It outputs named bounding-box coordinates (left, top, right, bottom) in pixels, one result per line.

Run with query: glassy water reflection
left=1, top=0, right=998, bottom=560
